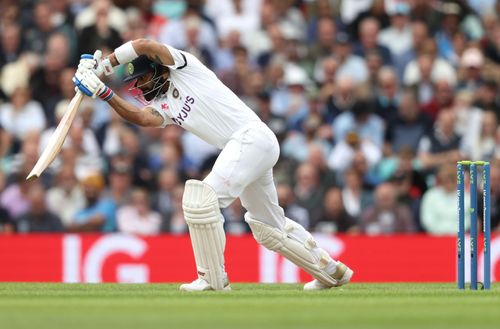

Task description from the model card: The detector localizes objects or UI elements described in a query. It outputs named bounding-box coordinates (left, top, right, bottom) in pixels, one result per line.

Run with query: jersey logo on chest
left=169, top=95, right=195, bottom=126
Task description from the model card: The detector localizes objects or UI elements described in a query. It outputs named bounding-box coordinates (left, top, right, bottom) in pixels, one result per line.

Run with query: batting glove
left=77, top=50, right=114, bottom=77
left=73, top=69, right=114, bottom=101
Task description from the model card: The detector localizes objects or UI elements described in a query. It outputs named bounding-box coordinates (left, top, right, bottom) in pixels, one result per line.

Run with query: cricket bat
left=26, top=91, right=84, bottom=180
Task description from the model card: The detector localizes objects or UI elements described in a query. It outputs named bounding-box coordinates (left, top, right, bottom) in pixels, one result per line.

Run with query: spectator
left=318, top=32, right=369, bottom=84
left=277, top=183, right=310, bottom=229
left=373, top=66, right=400, bottom=122
left=454, top=90, right=483, bottom=139
left=23, top=1, right=55, bottom=54
left=322, top=75, right=356, bottom=124
left=421, top=79, right=455, bottom=122
left=0, top=87, right=46, bottom=146
left=167, top=185, right=187, bottom=234
left=77, top=1, right=123, bottom=55
left=118, top=128, right=154, bottom=187
left=403, top=39, right=457, bottom=96
left=328, top=131, right=381, bottom=174
left=308, top=16, right=337, bottom=61
left=384, top=89, right=432, bottom=154
left=46, top=165, right=86, bottom=228
left=180, top=130, right=219, bottom=177
left=377, top=147, right=429, bottom=230
left=473, top=79, right=500, bottom=114
left=365, top=49, right=384, bottom=86
left=255, top=91, right=287, bottom=143
left=68, top=172, right=116, bottom=233
left=457, top=48, right=485, bottom=93
left=378, top=3, right=413, bottom=60
left=314, top=187, right=358, bottom=234
left=241, top=1, right=277, bottom=59
left=0, top=23, right=22, bottom=67
left=158, top=3, right=217, bottom=67
left=394, top=21, right=429, bottom=81
left=360, top=182, right=415, bottom=234
left=271, top=64, right=310, bottom=130
left=308, top=143, right=336, bottom=189
left=354, top=17, right=392, bottom=65
left=39, top=99, right=100, bottom=172
left=421, top=164, right=469, bottom=234
left=16, top=184, right=63, bottom=233
left=0, top=171, right=33, bottom=219
left=64, top=123, right=103, bottom=179
left=461, top=111, right=497, bottom=161
left=418, top=108, right=463, bottom=173
left=332, top=98, right=385, bottom=148
left=30, top=33, right=72, bottom=121
left=105, top=160, right=133, bottom=207
left=117, top=188, right=161, bottom=235
left=346, top=0, right=390, bottom=38
left=482, top=22, right=500, bottom=64
left=294, top=162, right=325, bottom=220
left=75, top=0, right=127, bottom=34
left=256, top=23, right=286, bottom=68
left=317, top=56, right=338, bottom=101
left=210, top=0, right=259, bottom=41
left=340, top=168, right=373, bottom=221
left=282, top=114, right=330, bottom=163
left=218, top=45, right=252, bottom=96
left=434, top=1, right=483, bottom=64
left=5, top=133, right=40, bottom=178
left=152, top=167, right=178, bottom=230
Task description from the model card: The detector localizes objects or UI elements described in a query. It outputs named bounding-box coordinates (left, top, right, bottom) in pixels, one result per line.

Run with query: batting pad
left=183, top=180, right=226, bottom=290
left=245, top=215, right=337, bottom=287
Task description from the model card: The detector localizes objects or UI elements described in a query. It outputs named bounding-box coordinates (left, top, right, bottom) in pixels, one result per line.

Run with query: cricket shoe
left=179, top=277, right=231, bottom=292
left=303, top=262, right=354, bottom=291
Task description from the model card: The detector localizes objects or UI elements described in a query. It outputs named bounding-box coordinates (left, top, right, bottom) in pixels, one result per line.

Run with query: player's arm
left=108, top=94, right=165, bottom=127
left=73, top=65, right=165, bottom=127
left=103, top=39, right=174, bottom=72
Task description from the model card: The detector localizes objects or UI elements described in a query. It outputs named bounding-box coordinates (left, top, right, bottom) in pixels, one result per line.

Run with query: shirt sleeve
left=165, top=44, right=188, bottom=70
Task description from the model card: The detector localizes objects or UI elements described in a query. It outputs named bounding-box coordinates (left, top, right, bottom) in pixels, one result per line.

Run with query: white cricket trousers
left=203, top=121, right=285, bottom=228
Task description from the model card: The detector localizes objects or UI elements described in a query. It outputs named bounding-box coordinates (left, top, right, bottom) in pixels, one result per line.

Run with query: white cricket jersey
left=151, top=45, right=261, bottom=149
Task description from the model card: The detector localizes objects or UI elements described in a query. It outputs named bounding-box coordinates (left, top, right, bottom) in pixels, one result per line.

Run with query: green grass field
left=0, top=283, right=499, bottom=329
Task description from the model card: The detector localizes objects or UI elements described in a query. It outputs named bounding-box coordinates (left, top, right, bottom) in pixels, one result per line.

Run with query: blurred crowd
left=1, top=0, right=500, bottom=236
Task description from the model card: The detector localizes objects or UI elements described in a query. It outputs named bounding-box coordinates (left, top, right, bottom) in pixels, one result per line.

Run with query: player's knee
left=182, top=179, right=222, bottom=224
left=203, top=173, right=243, bottom=208
left=244, top=213, right=283, bottom=251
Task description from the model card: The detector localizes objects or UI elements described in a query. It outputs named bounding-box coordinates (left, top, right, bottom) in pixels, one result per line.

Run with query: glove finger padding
left=85, top=71, right=104, bottom=96
left=72, top=75, right=93, bottom=97
left=78, top=52, right=105, bottom=77
left=79, top=54, right=95, bottom=70
left=93, top=50, right=102, bottom=61
left=92, top=50, right=105, bottom=76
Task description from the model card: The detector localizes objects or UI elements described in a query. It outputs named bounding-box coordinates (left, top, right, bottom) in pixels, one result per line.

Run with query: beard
left=142, top=77, right=169, bottom=101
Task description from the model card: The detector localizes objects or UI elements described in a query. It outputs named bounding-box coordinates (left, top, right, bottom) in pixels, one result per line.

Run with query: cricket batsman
left=72, top=38, right=353, bottom=291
